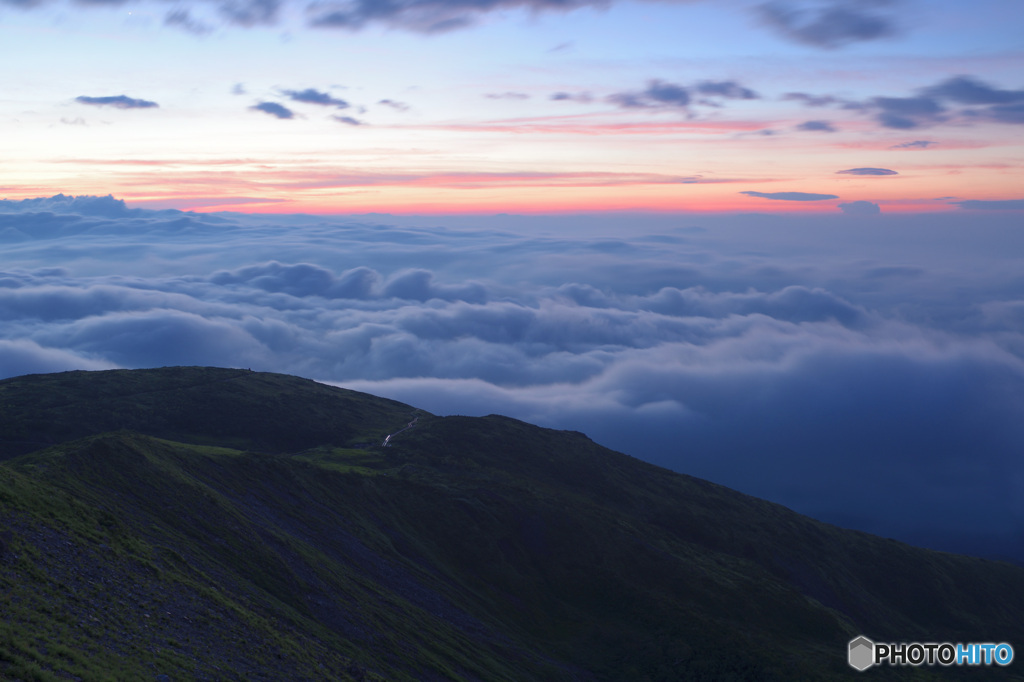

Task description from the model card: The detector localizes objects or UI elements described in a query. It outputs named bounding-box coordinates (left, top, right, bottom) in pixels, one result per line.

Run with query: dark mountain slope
left=0, top=366, right=416, bottom=457
left=0, top=368, right=1022, bottom=681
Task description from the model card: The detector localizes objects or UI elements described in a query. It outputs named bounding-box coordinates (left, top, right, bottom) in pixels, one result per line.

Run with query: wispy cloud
left=889, top=140, right=933, bottom=150
left=307, top=0, right=606, bottom=32
left=378, top=99, right=411, bottom=112
left=836, top=167, right=897, bottom=176
left=740, top=190, right=839, bottom=201
left=332, top=115, right=365, bottom=125
left=485, top=92, right=530, bottom=100
left=75, top=95, right=159, bottom=109
left=550, top=92, right=593, bottom=104
left=796, top=120, right=836, bottom=132
left=951, top=199, right=1024, bottom=210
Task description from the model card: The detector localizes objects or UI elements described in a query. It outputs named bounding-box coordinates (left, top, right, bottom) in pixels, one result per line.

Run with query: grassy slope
left=0, top=368, right=1022, bottom=681
left=0, top=366, right=417, bottom=457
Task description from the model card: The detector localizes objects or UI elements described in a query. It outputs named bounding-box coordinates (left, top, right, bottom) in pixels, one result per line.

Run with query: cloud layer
left=1, top=196, right=1023, bottom=561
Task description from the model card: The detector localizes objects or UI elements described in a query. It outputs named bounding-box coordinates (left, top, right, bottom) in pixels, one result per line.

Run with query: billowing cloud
left=951, top=199, right=1024, bottom=210
left=740, top=190, right=839, bottom=201
left=796, top=119, right=836, bottom=132
left=283, top=88, right=350, bottom=108
left=756, top=0, right=898, bottom=49
left=1, top=196, right=1023, bottom=562
left=75, top=95, right=159, bottom=109
left=250, top=101, right=295, bottom=119
left=838, top=200, right=880, bottom=215
left=836, top=167, right=897, bottom=176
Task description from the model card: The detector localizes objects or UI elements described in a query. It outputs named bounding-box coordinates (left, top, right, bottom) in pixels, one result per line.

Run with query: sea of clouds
left=2, top=194, right=1022, bottom=561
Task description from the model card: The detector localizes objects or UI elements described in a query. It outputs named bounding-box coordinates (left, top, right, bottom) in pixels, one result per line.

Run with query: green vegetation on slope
left=0, top=368, right=1022, bottom=681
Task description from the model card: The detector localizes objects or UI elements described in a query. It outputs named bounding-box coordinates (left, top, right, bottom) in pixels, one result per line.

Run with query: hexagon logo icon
left=849, top=636, right=875, bottom=671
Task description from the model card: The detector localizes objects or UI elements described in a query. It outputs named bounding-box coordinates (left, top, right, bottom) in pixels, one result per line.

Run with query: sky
left=1, top=0, right=1023, bottom=562
left=1, top=0, right=1022, bottom=213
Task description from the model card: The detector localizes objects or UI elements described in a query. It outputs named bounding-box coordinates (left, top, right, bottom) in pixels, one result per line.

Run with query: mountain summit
left=0, top=367, right=1021, bottom=680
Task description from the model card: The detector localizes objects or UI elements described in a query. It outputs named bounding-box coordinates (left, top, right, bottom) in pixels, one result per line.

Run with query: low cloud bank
left=1, top=197, right=1023, bottom=561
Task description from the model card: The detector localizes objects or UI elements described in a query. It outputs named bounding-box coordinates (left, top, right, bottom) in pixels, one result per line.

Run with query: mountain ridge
left=0, top=367, right=1022, bottom=680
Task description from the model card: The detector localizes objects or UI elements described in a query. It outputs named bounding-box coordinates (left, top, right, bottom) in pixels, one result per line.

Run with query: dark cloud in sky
left=870, top=95, right=944, bottom=129
left=250, top=101, right=295, bottom=119
left=1, top=197, right=1023, bottom=562
left=889, top=140, right=933, bottom=150
left=164, top=8, right=214, bottom=34
left=837, top=167, right=897, bottom=176
left=642, top=80, right=691, bottom=106
left=838, top=200, right=880, bottom=215
left=307, top=0, right=519, bottom=32
left=218, top=0, right=280, bottom=26
left=783, top=92, right=846, bottom=107
left=924, top=76, right=1024, bottom=106
left=75, top=95, right=159, bottom=109
left=740, top=190, right=839, bottom=201
left=781, top=75, right=1023, bottom=131
left=282, top=88, right=350, bottom=108
left=694, top=80, right=759, bottom=100
left=609, top=79, right=758, bottom=112
left=951, top=199, right=1024, bottom=210
left=985, top=103, right=1024, bottom=125
left=796, top=119, right=836, bottom=132
left=756, top=0, right=898, bottom=49
left=871, top=77, right=1023, bottom=129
